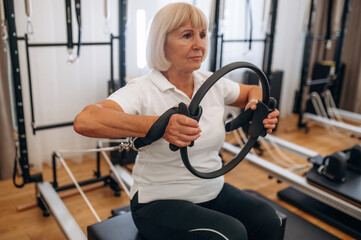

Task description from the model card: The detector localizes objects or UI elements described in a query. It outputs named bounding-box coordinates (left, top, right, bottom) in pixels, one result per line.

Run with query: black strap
left=75, top=0, right=81, bottom=58
left=65, top=0, right=73, bottom=52
left=133, top=107, right=179, bottom=149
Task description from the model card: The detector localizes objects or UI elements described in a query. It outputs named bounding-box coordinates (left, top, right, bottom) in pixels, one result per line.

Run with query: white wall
left=11, top=0, right=308, bottom=169
left=272, top=0, right=309, bottom=117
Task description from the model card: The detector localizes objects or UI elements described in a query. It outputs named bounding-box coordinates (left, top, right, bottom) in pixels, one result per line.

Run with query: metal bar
left=110, top=34, right=114, bottom=93
left=263, top=135, right=318, bottom=159
left=306, top=77, right=333, bottom=86
left=4, top=0, right=31, bottom=184
left=312, top=35, right=338, bottom=40
left=303, top=113, right=361, bottom=137
left=33, top=121, right=73, bottom=132
left=329, top=108, right=361, bottom=124
left=222, top=142, right=361, bottom=221
left=209, top=0, right=221, bottom=72
left=55, top=176, right=109, bottom=192
left=265, top=0, right=278, bottom=78
left=19, top=41, right=111, bottom=47
left=219, top=34, right=224, bottom=67
left=24, top=34, right=36, bottom=135
left=333, top=0, right=350, bottom=106
left=222, top=38, right=265, bottom=43
left=37, top=181, right=87, bottom=240
left=297, top=0, right=315, bottom=128
left=111, top=165, right=134, bottom=190
left=52, top=153, right=58, bottom=188
left=119, top=0, right=127, bottom=88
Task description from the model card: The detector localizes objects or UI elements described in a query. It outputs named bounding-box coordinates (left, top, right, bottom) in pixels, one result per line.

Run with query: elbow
left=73, top=106, right=95, bottom=136
left=73, top=113, right=87, bottom=135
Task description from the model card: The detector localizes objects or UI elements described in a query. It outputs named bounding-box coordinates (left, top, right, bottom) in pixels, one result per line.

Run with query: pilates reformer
left=36, top=138, right=140, bottom=240
left=302, top=89, right=361, bottom=138
left=222, top=132, right=361, bottom=237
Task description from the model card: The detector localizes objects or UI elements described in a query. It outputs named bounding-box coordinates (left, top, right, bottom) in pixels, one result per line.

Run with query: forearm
left=74, top=102, right=158, bottom=139
left=229, top=84, right=262, bottom=108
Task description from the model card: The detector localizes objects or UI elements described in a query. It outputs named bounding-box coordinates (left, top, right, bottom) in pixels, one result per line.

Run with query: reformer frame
left=222, top=137, right=361, bottom=221
left=4, top=0, right=127, bottom=188
left=36, top=139, right=134, bottom=240
left=294, top=0, right=351, bottom=129
left=209, top=0, right=278, bottom=80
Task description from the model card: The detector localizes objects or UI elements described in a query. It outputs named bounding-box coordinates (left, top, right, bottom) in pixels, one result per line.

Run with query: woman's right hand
left=163, top=114, right=201, bottom=147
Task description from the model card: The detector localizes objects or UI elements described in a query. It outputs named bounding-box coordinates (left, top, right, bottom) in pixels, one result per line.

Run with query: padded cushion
left=87, top=212, right=144, bottom=240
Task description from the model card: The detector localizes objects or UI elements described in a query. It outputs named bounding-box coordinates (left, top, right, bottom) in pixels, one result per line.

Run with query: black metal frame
left=295, top=0, right=350, bottom=128
left=18, top=34, right=120, bottom=134
left=5, top=0, right=127, bottom=188
left=209, top=0, right=278, bottom=80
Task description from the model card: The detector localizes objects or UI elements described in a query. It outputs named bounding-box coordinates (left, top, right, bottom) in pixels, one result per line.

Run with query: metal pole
left=4, top=0, right=31, bottom=184
left=297, top=0, right=315, bottom=128
left=209, top=0, right=221, bottom=72
left=118, top=0, right=126, bottom=88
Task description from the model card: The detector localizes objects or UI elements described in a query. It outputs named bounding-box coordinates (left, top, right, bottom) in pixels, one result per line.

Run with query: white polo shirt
left=107, top=70, right=240, bottom=203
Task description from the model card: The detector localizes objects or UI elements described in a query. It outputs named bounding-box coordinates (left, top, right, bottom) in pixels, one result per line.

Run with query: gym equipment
left=304, top=90, right=361, bottom=138
left=65, top=0, right=82, bottom=62
left=348, top=144, right=361, bottom=173
left=223, top=137, right=361, bottom=221
left=4, top=0, right=127, bottom=189
left=132, top=62, right=276, bottom=179
left=104, top=0, right=111, bottom=35
left=306, top=144, right=361, bottom=205
left=36, top=139, right=135, bottom=240
left=0, top=0, right=8, bottom=51
left=24, top=0, right=33, bottom=35
left=294, top=0, right=350, bottom=129
left=88, top=196, right=287, bottom=240
left=317, top=151, right=347, bottom=183
left=177, top=62, right=276, bottom=179
left=278, top=187, right=361, bottom=239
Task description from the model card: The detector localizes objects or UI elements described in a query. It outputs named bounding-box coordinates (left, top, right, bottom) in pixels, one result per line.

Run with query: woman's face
left=164, top=21, right=207, bottom=73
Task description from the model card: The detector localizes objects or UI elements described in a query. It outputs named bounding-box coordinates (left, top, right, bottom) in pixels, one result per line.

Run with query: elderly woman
left=74, top=2, right=280, bottom=240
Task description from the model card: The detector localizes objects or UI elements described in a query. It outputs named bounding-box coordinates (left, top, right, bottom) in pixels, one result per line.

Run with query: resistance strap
left=65, top=0, right=74, bottom=61
left=75, top=0, right=81, bottom=58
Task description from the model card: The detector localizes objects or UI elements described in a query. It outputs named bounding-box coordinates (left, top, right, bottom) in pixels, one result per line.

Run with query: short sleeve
left=222, top=78, right=240, bottom=105
left=107, top=79, right=142, bottom=115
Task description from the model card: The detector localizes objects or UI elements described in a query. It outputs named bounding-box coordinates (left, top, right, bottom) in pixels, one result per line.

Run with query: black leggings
left=131, top=183, right=281, bottom=240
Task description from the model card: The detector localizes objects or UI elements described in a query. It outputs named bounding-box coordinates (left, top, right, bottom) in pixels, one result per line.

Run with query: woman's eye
left=183, top=33, right=192, bottom=39
left=200, top=32, right=206, bottom=39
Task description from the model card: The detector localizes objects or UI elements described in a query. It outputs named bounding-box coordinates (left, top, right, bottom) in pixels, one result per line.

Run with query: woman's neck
left=162, top=68, right=194, bottom=99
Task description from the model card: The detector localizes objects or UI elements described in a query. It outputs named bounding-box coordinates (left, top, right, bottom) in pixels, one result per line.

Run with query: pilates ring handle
left=177, top=61, right=276, bottom=179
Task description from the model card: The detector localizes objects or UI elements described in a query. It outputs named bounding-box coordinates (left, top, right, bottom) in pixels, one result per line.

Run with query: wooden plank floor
left=0, top=115, right=360, bottom=240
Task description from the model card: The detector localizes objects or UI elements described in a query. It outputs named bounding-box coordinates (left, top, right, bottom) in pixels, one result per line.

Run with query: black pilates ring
left=133, top=61, right=276, bottom=179
left=180, top=61, right=275, bottom=179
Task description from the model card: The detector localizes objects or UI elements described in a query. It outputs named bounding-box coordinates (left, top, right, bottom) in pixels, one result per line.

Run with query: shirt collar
left=149, top=69, right=206, bottom=94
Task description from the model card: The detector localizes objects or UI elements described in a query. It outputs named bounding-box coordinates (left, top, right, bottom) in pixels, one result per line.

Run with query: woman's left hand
left=245, top=99, right=280, bottom=134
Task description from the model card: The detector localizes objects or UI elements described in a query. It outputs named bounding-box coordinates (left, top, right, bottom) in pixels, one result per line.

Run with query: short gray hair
left=146, top=3, right=208, bottom=71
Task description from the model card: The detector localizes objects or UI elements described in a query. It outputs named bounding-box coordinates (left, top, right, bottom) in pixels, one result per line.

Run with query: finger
left=176, top=114, right=199, bottom=127
left=264, top=124, right=276, bottom=130
left=263, top=118, right=278, bottom=125
left=267, top=109, right=279, bottom=119
left=168, top=132, right=201, bottom=147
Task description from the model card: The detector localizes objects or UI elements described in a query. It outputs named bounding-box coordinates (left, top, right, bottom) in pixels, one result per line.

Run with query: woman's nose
left=193, top=36, right=205, bottom=49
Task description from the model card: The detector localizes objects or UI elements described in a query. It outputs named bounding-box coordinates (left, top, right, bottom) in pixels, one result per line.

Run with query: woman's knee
left=249, top=201, right=281, bottom=239
left=192, top=216, right=247, bottom=240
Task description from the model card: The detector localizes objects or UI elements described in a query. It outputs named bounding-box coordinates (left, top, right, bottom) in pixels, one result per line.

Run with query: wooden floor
left=0, top=115, right=360, bottom=240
